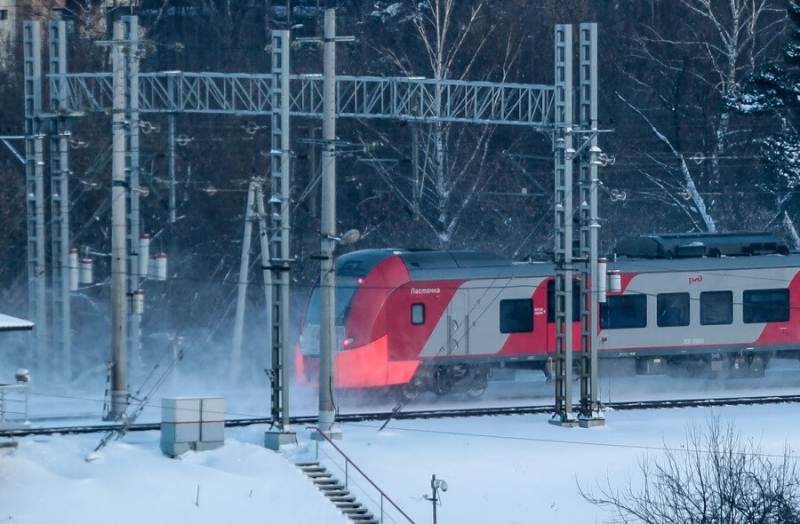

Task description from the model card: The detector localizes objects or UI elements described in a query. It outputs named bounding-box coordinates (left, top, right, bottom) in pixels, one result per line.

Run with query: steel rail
left=3, top=394, right=800, bottom=439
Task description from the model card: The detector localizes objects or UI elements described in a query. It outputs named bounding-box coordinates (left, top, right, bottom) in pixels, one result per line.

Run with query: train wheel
left=466, top=382, right=487, bottom=398
left=465, top=367, right=489, bottom=398
left=399, top=377, right=426, bottom=402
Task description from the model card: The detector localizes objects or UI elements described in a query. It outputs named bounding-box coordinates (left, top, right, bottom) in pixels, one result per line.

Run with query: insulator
left=79, top=258, right=93, bottom=285
left=139, top=234, right=151, bottom=277
left=151, top=253, right=168, bottom=281
left=69, top=249, right=79, bottom=291
left=129, top=289, right=145, bottom=315
left=597, top=258, right=607, bottom=303
left=608, top=269, right=622, bottom=293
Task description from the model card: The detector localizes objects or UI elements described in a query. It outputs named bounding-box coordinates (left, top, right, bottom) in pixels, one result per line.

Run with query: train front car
left=297, top=248, right=558, bottom=400
left=296, top=249, right=415, bottom=390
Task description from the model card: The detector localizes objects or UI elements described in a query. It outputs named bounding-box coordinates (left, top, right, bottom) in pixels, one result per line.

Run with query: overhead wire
left=350, top=421, right=800, bottom=461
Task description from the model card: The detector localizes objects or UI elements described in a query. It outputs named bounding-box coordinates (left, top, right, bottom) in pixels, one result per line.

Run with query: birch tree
left=617, top=0, right=785, bottom=232
left=357, top=0, right=525, bottom=250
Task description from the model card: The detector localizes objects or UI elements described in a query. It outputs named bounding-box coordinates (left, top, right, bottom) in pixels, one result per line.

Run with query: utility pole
left=232, top=180, right=262, bottom=381
left=167, top=112, right=176, bottom=224
left=166, top=75, right=179, bottom=359
left=123, top=15, right=143, bottom=378
left=318, top=7, right=339, bottom=438
left=309, top=8, right=354, bottom=439
left=109, top=19, right=129, bottom=420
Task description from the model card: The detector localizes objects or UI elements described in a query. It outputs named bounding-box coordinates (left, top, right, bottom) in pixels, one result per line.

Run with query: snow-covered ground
left=2, top=367, right=800, bottom=523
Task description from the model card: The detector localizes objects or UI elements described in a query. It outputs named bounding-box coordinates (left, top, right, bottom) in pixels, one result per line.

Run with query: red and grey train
left=296, top=232, right=800, bottom=398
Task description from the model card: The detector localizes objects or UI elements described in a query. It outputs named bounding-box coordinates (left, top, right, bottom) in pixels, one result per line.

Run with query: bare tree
left=358, top=0, right=525, bottom=250
left=580, top=416, right=800, bottom=524
left=618, top=0, right=786, bottom=232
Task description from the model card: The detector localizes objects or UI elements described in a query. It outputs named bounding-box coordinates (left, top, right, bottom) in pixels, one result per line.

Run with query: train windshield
left=304, top=277, right=360, bottom=327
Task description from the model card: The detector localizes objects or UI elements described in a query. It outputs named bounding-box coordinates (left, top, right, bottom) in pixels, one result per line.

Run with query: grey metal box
left=161, top=397, right=201, bottom=444
left=199, top=397, right=225, bottom=442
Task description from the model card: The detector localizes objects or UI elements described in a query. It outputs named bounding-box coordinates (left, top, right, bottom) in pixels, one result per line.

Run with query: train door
left=447, top=289, right=470, bottom=356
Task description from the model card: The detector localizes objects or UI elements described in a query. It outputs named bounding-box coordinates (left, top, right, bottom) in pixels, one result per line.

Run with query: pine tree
left=729, top=1, right=800, bottom=193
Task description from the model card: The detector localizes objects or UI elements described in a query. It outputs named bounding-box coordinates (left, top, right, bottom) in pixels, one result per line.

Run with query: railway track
left=3, top=393, right=800, bottom=438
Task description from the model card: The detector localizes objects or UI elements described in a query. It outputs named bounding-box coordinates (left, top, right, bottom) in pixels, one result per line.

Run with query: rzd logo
left=688, top=275, right=703, bottom=284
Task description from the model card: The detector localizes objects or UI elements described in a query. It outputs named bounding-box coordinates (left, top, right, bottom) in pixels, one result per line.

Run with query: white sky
left=2, top=391, right=799, bottom=523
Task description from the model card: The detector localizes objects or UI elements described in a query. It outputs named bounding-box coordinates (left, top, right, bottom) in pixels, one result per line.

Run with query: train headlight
left=342, top=337, right=355, bottom=350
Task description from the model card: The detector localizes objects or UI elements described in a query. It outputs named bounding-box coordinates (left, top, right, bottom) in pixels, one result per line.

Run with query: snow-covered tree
left=356, top=0, right=525, bottom=250
left=728, top=1, right=800, bottom=229
left=615, top=0, right=786, bottom=232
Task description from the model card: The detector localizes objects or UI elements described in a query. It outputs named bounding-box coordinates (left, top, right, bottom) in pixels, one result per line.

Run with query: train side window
left=657, top=293, right=690, bottom=327
left=500, top=299, right=533, bottom=333
left=700, top=291, right=733, bottom=325
left=743, top=288, right=790, bottom=323
left=599, top=294, right=647, bottom=329
left=411, top=303, right=425, bottom=325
